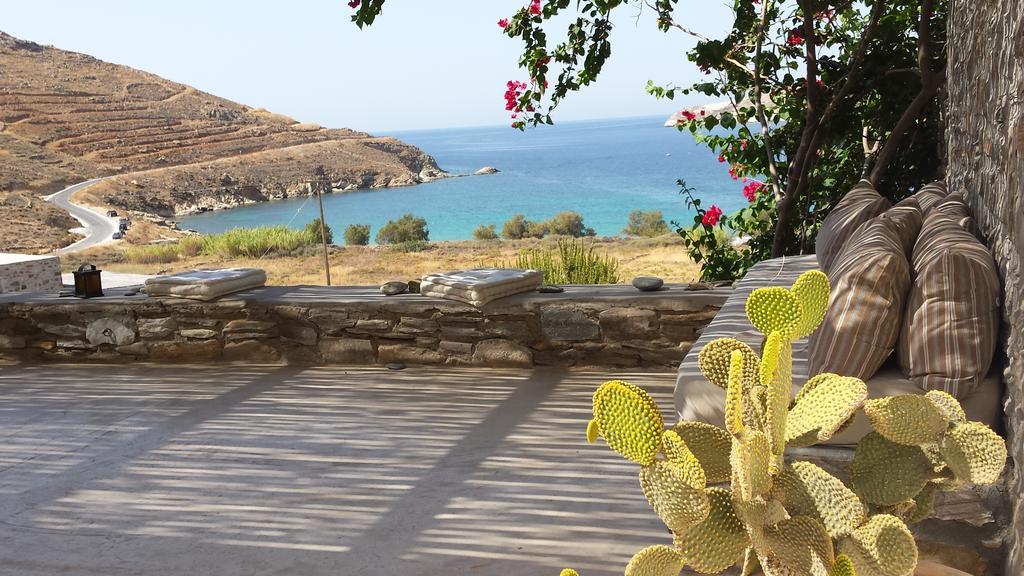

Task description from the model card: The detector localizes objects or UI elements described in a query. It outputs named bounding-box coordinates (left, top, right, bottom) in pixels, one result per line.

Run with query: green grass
left=123, top=243, right=181, bottom=264
left=199, top=226, right=318, bottom=258
left=123, top=225, right=320, bottom=263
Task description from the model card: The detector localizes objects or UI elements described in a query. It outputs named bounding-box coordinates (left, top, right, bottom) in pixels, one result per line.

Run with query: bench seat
left=674, top=255, right=1003, bottom=445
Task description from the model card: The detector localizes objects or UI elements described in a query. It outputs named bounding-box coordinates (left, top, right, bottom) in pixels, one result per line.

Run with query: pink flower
left=679, top=110, right=696, bottom=121
left=702, top=205, right=723, bottom=226
left=347, top=0, right=360, bottom=7
left=529, top=0, right=542, bottom=16
left=742, top=180, right=765, bottom=202
left=787, top=30, right=804, bottom=46
left=717, top=153, right=726, bottom=163
left=498, top=18, right=509, bottom=28
left=504, top=80, right=528, bottom=111
left=740, top=139, right=747, bottom=150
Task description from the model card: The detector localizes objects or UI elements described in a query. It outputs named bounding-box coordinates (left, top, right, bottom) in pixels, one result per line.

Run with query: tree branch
left=771, top=0, right=821, bottom=257
left=868, top=0, right=939, bottom=185
left=753, top=0, right=784, bottom=202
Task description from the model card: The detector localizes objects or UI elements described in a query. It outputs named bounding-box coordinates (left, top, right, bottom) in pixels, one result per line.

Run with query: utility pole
left=313, top=165, right=332, bottom=286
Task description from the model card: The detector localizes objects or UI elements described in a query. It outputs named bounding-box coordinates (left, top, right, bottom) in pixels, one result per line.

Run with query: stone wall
left=946, top=2, right=1024, bottom=574
left=0, top=254, right=62, bottom=293
left=0, top=284, right=728, bottom=369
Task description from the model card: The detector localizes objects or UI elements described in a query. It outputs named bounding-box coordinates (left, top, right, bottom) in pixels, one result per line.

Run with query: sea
left=177, top=115, right=745, bottom=242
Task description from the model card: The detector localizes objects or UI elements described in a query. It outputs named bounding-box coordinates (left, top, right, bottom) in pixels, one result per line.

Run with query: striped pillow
left=816, top=180, right=892, bottom=274
left=808, top=205, right=922, bottom=380
left=913, top=180, right=948, bottom=212
left=898, top=212, right=1001, bottom=397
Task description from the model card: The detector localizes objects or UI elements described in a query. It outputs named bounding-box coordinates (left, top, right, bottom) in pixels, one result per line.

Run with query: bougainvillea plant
left=348, top=0, right=946, bottom=281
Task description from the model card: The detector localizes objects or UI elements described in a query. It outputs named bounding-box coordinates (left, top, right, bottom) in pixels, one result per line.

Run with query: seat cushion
left=674, top=255, right=1003, bottom=446
left=898, top=212, right=1001, bottom=396
left=144, top=268, right=267, bottom=301
left=807, top=203, right=921, bottom=380
left=815, top=180, right=891, bottom=274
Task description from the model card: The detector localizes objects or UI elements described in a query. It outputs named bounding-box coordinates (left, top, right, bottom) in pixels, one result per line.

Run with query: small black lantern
left=73, top=264, right=103, bottom=298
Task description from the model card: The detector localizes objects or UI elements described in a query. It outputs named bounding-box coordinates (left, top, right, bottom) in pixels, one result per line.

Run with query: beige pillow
left=808, top=206, right=921, bottom=380
left=816, top=180, right=892, bottom=274
left=898, top=212, right=1001, bottom=397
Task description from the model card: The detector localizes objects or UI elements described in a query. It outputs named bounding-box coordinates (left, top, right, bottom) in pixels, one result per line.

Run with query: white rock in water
left=474, top=166, right=500, bottom=175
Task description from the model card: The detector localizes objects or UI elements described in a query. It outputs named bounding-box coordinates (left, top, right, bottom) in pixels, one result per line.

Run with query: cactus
left=575, top=270, right=1006, bottom=576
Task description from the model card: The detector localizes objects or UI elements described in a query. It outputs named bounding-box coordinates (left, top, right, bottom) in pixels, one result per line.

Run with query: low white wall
left=0, top=253, right=63, bottom=294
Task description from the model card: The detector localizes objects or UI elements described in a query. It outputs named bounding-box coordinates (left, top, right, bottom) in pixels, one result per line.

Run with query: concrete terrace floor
left=0, top=365, right=677, bottom=576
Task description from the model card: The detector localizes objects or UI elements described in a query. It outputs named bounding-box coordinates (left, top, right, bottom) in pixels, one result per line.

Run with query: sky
left=2, top=1, right=734, bottom=133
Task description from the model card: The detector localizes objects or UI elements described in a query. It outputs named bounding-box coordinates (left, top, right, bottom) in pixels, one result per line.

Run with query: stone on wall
left=138, top=317, right=177, bottom=339
left=318, top=338, right=374, bottom=364
left=85, top=317, right=136, bottom=346
left=472, top=339, right=533, bottom=368
left=540, top=306, right=600, bottom=341
left=223, top=340, right=281, bottom=363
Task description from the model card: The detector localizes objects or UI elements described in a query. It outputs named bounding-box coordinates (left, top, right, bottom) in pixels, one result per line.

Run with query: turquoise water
left=178, top=116, right=745, bottom=242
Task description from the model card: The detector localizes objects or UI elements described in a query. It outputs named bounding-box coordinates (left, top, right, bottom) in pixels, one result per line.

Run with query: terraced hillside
left=0, top=31, right=446, bottom=251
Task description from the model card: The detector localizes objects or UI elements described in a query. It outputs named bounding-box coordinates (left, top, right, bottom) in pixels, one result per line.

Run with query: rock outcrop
left=0, top=30, right=448, bottom=245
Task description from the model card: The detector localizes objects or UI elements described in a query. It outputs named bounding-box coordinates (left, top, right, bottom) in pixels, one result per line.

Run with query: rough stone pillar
left=946, top=1, right=1024, bottom=573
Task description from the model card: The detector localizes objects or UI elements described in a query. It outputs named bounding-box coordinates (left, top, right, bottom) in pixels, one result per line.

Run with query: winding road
left=44, top=178, right=122, bottom=253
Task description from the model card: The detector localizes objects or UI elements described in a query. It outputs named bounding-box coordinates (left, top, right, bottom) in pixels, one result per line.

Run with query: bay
left=177, top=115, right=746, bottom=242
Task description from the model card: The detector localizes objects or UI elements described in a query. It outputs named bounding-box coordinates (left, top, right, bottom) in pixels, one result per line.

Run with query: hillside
left=0, top=31, right=446, bottom=251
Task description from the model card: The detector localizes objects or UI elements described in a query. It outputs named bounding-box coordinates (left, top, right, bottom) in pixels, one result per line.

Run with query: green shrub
left=123, top=243, right=180, bottom=264
left=545, top=211, right=596, bottom=237
left=376, top=214, right=429, bottom=244
left=507, top=238, right=619, bottom=284
left=501, top=212, right=595, bottom=239
left=344, top=223, right=371, bottom=246
left=473, top=224, right=499, bottom=241
left=623, top=210, right=671, bottom=237
left=304, top=218, right=333, bottom=244
left=389, top=239, right=432, bottom=253
left=501, top=213, right=532, bottom=239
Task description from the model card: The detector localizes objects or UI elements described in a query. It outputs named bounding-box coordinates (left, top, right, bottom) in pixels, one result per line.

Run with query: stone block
left=27, top=339, right=56, bottom=351
left=377, top=344, right=444, bottom=365
left=0, top=334, right=26, bottom=349
left=397, top=317, right=439, bottom=333
left=86, top=317, right=136, bottom=346
left=598, top=308, right=655, bottom=339
left=56, top=338, right=91, bottom=350
left=138, top=317, right=177, bottom=339
left=223, top=340, right=282, bottom=363
left=540, top=306, right=600, bottom=341
left=280, top=322, right=317, bottom=346
left=319, top=338, right=375, bottom=364
left=440, top=325, right=485, bottom=341
left=483, top=319, right=531, bottom=341
left=223, top=320, right=278, bottom=339
left=348, top=319, right=392, bottom=333
left=38, top=323, right=86, bottom=338
left=472, top=339, right=533, bottom=368
left=116, top=342, right=149, bottom=356
left=438, top=340, right=473, bottom=355
left=309, top=312, right=357, bottom=336
left=179, top=328, right=218, bottom=340
left=149, top=339, right=221, bottom=362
